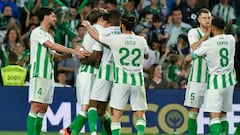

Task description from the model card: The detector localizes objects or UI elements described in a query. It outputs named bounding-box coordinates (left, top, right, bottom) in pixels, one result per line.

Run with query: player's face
left=99, top=18, right=110, bottom=28
left=47, top=12, right=57, bottom=26
left=198, top=13, right=212, bottom=29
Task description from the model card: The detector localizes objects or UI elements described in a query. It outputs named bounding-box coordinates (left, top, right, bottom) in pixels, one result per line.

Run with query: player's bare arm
left=191, top=28, right=211, bottom=50
left=54, top=53, right=72, bottom=62
left=82, top=50, right=102, bottom=65
left=43, top=40, right=90, bottom=59
left=82, top=20, right=100, bottom=41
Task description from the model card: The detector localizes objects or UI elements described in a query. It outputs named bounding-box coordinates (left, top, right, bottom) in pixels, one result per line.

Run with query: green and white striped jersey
left=79, top=24, right=104, bottom=74
left=188, top=28, right=208, bottom=83
left=193, top=34, right=237, bottom=89
left=29, top=26, right=55, bottom=80
left=93, top=26, right=121, bottom=81
left=99, top=33, right=149, bottom=86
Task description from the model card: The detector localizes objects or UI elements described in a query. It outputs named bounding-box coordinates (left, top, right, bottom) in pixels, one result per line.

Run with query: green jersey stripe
left=222, top=74, right=226, bottom=88
left=43, top=51, right=49, bottom=78
left=106, top=64, right=111, bottom=80
left=207, top=73, right=210, bottom=89
left=98, top=66, right=102, bottom=78
left=213, top=75, right=218, bottom=89
left=197, top=57, right=202, bottom=82
left=114, top=67, right=119, bottom=83
left=139, top=72, right=143, bottom=86
left=189, top=61, right=194, bottom=81
left=123, top=71, right=127, bottom=84
left=229, top=71, right=233, bottom=86
left=131, top=74, right=136, bottom=85
left=90, top=66, right=94, bottom=73
left=34, top=43, right=42, bottom=77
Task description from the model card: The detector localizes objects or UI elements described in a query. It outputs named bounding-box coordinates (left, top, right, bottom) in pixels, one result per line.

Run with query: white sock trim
left=111, top=122, right=121, bottom=130
left=28, top=112, right=37, bottom=118
left=220, top=117, right=227, bottom=122
left=88, top=107, right=97, bottom=112
left=189, top=111, right=198, bottom=119
left=79, top=111, right=87, bottom=118
left=37, top=113, right=45, bottom=118
left=103, top=111, right=111, bottom=119
left=210, top=118, right=221, bottom=125
left=136, top=119, right=146, bottom=127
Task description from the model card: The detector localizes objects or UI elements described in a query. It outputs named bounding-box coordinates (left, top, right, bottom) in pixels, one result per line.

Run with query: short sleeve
left=92, top=42, right=103, bottom=52
left=192, top=41, right=208, bottom=57
left=35, top=29, right=49, bottom=45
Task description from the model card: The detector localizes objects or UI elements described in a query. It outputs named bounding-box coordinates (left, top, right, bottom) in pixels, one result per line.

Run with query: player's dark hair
left=121, top=15, right=135, bottom=31
left=88, top=8, right=107, bottom=24
left=108, top=10, right=121, bottom=26
left=38, top=7, right=55, bottom=22
left=212, top=17, right=225, bottom=30
left=198, top=8, right=211, bottom=17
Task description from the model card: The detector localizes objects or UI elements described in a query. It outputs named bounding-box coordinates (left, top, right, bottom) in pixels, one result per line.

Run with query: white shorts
left=28, top=77, right=54, bottom=104
left=90, top=78, right=112, bottom=102
left=204, top=86, right=234, bottom=113
left=184, top=81, right=206, bottom=108
left=76, top=72, right=96, bottom=105
left=109, top=83, right=148, bottom=111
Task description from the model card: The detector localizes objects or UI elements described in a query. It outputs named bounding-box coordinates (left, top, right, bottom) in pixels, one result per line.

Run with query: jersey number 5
left=119, top=48, right=141, bottom=67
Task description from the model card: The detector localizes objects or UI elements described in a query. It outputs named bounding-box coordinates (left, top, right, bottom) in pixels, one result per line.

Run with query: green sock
left=234, top=122, right=240, bottom=135
left=34, top=113, right=44, bottom=135
left=101, top=112, right=112, bottom=135
left=210, top=119, right=222, bottom=135
left=221, top=118, right=228, bottom=135
left=188, top=118, right=197, bottom=135
left=88, top=107, right=98, bottom=133
left=70, top=111, right=87, bottom=135
left=111, top=122, right=121, bottom=135
left=188, top=111, right=198, bottom=135
left=136, top=118, right=146, bottom=135
left=27, top=112, right=37, bottom=135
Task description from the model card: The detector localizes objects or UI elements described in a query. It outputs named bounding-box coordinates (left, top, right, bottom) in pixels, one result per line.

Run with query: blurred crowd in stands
left=0, top=0, right=240, bottom=89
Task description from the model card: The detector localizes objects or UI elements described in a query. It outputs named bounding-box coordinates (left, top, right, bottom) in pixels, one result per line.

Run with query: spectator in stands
left=0, top=51, right=27, bottom=86
left=95, top=0, right=106, bottom=9
left=151, top=39, right=161, bottom=63
left=15, top=40, right=30, bottom=69
left=105, top=0, right=117, bottom=12
left=2, top=27, right=21, bottom=53
left=55, top=69, right=71, bottom=87
left=171, top=34, right=190, bottom=56
left=0, top=37, right=8, bottom=68
left=148, top=15, right=169, bottom=44
left=142, top=0, right=161, bottom=17
left=167, top=54, right=188, bottom=88
left=167, top=7, right=192, bottom=47
left=0, top=0, right=20, bottom=19
left=145, top=63, right=168, bottom=89
left=212, top=0, right=236, bottom=33
left=121, top=0, right=140, bottom=22
left=179, top=0, right=199, bottom=28
left=134, top=11, right=153, bottom=35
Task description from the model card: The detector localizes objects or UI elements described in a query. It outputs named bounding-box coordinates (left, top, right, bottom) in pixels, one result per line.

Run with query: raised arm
left=82, top=20, right=100, bottom=41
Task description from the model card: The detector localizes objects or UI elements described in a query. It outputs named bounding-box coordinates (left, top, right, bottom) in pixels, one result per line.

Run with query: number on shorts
left=190, top=93, right=195, bottom=100
left=219, top=48, right=229, bottom=67
left=37, top=88, right=42, bottom=95
left=119, top=47, right=141, bottom=67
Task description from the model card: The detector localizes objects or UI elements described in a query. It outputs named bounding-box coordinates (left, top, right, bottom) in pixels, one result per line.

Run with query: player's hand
left=82, top=20, right=91, bottom=28
left=74, top=50, right=90, bottom=60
